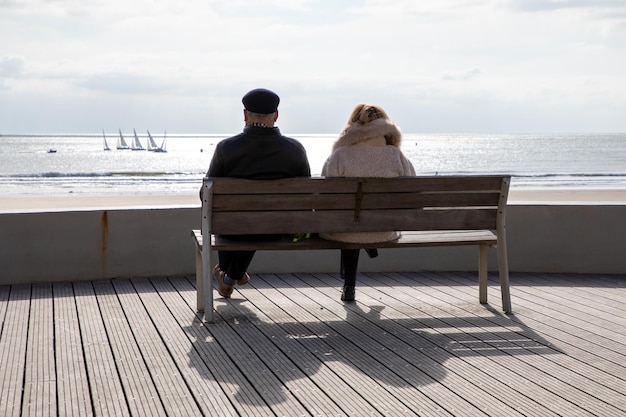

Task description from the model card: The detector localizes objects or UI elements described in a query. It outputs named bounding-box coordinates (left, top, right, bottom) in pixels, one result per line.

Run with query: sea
left=1, top=132, right=625, bottom=197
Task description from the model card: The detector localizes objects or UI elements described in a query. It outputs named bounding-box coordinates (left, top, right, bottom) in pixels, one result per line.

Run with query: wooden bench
left=192, top=175, right=512, bottom=322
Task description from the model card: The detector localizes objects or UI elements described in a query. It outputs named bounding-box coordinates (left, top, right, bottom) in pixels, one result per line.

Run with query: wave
left=514, top=173, right=626, bottom=179
left=3, top=171, right=626, bottom=180
left=1, top=171, right=202, bottom=179
left=418, top=171, right=626, bottom=178
left=511, top=173, right=626, bottom=189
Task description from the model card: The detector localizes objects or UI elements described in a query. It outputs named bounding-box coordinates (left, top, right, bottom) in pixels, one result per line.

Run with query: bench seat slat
left=192, top=229, right=497, bottom=251
left=211, top=176, right=506, bottom=194
left=212, top=192, right=501, bottom=211
left=210, top=208, right=498, bottom=235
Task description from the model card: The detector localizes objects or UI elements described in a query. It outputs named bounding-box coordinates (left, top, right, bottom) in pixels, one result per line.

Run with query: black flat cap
left=242, top=88, right=280, bottom=114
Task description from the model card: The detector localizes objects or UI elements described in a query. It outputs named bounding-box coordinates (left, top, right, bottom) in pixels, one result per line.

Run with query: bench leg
left=479, top=245, right=488, bottom=304
left=203, top=246, right=215, bottom=323
left=198, top=236, right=214, bottom=322
left=497, top=242, right=512, bottom=314
left=201, top=183, right=215, bottom=322
left=195, top=246, right=204, bottom=312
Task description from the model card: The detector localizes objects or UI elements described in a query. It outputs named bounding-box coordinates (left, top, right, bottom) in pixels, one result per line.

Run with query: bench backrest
left=201, top=176, right=510, bottom=236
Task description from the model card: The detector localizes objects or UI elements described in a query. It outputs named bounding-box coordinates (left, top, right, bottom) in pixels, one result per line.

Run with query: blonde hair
left=341, top=104, right=389, bottom=134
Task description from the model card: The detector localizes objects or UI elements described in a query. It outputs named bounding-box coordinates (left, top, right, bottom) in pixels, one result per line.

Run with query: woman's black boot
left=341, top=285, right=356, bottom=302
left=340, top=249, right=359, bottom=302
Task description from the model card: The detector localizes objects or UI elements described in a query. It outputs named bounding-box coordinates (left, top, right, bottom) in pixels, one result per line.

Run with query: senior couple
left=206, top=88, right=415, bottom=302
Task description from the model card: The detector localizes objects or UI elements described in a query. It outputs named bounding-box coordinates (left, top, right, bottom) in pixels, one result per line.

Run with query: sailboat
left=132, top=129, right=145, bottom=151
left=117, top=129, right=130, bottom=150
left=102, top=129, right=111, bottom=151
left=146, top=130, right=159, bottom=151
left=155, top=130, right=167, bottom=153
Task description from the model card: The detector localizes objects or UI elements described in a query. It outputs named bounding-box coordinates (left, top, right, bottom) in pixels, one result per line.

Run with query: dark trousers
left=217, top=234, right=281, bottom=281
left=218, top=250, right=255, bottom=281
left=340, top=249, right=360, bottom=287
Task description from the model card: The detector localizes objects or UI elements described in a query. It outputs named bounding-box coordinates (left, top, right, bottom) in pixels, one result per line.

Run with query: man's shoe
left=341, top=285, right=355, bottom=302
left=215, top=264, right=249, bottom=286
left=213, top=264, right=224, bottom=280
left=237, top=273, right=250, bottom=286
left=213, top=264, right=233, bottom=298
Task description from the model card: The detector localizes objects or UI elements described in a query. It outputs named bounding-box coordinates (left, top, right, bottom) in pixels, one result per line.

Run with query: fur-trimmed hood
left=332, top=118, right=402, bottom=151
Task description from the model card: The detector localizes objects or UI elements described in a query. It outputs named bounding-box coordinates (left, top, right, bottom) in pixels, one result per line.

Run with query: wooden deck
left=1, top=271, right=625, bottom=416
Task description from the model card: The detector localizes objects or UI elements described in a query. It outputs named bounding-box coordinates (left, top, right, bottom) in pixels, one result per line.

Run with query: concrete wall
left=0, top=207, right=199, bottom=284
left=1, top=204, right=624, bottom=285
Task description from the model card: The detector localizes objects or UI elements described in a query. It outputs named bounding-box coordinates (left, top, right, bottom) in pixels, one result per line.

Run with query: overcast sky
left=1, top=0, right=625, bottom=134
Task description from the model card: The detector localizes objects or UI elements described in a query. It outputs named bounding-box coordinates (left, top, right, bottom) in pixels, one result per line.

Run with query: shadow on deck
left=1, top=272, right=625, bottom=416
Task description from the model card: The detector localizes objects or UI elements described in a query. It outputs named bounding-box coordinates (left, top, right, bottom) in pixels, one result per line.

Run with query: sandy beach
left=508, top=188, right=626, bottom=204
left=2, top=188, right=626, bottom=212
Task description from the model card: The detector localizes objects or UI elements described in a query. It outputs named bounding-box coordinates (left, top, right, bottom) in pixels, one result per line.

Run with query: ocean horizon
left=1, top=132, right=625, bottom=197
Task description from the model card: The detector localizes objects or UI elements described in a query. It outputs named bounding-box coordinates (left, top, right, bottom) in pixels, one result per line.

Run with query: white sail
left=147, top=130, right=159, bottom=151
left=132, top=129, right=145, bottom=150
left=148, top=129, right=167, bottom=152
left=102, top=129, right=111, bottom=151
left=117, top=129, right=130, bottom=150
left=155, top=130, right=167, bottom=153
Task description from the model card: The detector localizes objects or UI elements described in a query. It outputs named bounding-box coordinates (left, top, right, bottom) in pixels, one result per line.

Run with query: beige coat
left=320, top=118, right=416, bottom=244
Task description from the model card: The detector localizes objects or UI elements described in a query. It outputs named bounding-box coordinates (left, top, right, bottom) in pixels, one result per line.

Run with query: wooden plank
left=0, top=285, right=31, bottom=417
left=91, top=280, right=168, bottom=417
left=461, top=271, right=626, bottom=413
left=238, top=273, right=456, bottom=416
left=208, top=176, right=508, bottom=194
left=210, top=282, right=388, bottom=416
left=148, top=277, right=254, bottom=416
left=358, top=176, right=507, bottom=193
left=194, top=229, right=496, bottom=251
left=206, top=230, right=496, bottom=251
left=2, top=274, right=626, bottom=416
left=398, top=230, right=497, bottom=245
left=524, top=273, right=626, bottom=327
left=167, top=276, right=276, bottom=417
left=256, top=273, right=499, bottom=416
left=22, top=284, right=56, bottom=417
left=308, top=270, right=524, bottom=415
left=204, top=319, right=314, bottom=415
left=169, top=278, right=315, bottom=416
left=53, top=283, right=92, bottom=417
left=308, top=272, right=568, bottom=417
left=211, top=208, right=498, bottom=235
left=476, top=274, right=626, bottom=384
left=372, top=271, right=624, bottom=416
left=503, top=275, right=626, bottom=355
left=212, top=192, right=501, bottom=211
left=73, top=282, right=131, bottom=417
left=101, top=279, right=202, bottom=417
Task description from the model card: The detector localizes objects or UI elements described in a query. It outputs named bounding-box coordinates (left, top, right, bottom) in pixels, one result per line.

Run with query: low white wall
left=250, top=204, right=626, bottom=275
left=0, top=207, right=199, bottom=285
left=0, top=204, right=624, bottom=285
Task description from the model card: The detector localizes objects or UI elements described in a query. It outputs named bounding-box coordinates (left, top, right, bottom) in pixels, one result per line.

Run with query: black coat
left=207, top=126, right=310, bottom=179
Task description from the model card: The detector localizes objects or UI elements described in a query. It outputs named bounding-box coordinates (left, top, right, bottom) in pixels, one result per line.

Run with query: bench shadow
left=184, top=293, right=559, bottom=407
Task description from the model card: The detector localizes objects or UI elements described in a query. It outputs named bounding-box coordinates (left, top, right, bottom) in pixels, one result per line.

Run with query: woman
left=321, top=104, right=416, bottom=301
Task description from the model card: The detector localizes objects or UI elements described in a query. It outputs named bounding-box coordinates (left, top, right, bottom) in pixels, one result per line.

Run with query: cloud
left=1, top=0, right=625, bottom=133
left=78, top=73, right=181, bottom=95
left=0, top=56, right=25, bottom=78
left=506, top=0, right=626, bottom=12
left=442, top=67, right=482, bottom=81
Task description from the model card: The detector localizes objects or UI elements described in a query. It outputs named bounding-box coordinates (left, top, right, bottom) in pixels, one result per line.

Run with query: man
left=205, top=88, right=311, bottom=297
